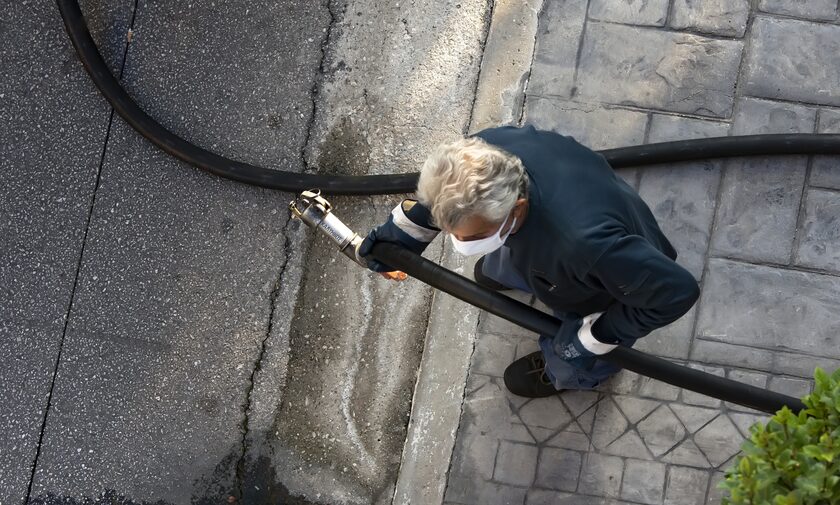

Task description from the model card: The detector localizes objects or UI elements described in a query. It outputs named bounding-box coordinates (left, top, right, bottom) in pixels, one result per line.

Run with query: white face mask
left=450, top=214, right=517, bottom=256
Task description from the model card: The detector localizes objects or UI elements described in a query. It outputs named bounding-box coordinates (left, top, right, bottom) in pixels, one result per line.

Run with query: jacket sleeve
left=358, top=199, right=440, bottom=272
left=584, top=234, right=700, bottom=345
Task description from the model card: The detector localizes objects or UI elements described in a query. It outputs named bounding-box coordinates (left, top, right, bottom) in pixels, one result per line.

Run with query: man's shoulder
left=476, top=125, right=607, bottom=173
left=473, top=124, right=571, bottom=149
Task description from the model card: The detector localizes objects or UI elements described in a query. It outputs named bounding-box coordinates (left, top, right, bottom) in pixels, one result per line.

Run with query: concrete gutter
left=243, top=0, right=497, bottom=503
left=391, top=0, right=543, bottom=503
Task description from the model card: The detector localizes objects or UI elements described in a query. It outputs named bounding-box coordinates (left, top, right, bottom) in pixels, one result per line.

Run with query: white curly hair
left=417, top=136, right=528, bottom=230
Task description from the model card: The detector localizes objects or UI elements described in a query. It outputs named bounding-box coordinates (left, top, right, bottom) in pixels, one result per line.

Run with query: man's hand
left=358, top=200, right=439, bottom=273
left=380, top=271, right=408, bottom=281
left=554, top=313, right=617, bottom=369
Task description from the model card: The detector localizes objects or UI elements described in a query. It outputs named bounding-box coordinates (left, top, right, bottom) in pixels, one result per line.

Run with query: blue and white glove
left=554, top=312, right=617, bottom=369
left=358, top=200, right=440, bottom=272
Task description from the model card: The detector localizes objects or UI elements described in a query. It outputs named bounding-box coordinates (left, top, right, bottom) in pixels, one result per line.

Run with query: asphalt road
left=2, top=0, right=329, bottom=502
left=1, top=0, right=493, bottom=501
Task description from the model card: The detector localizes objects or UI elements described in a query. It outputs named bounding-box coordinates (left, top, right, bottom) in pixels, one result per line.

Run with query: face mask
left=450, top=214, right=517, bottom=256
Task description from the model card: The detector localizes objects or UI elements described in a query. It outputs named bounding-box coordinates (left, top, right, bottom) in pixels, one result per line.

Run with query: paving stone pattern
left=446, top=1, right=840, bottom=503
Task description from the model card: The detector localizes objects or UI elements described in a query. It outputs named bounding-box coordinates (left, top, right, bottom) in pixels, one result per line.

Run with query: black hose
left=56, top=0, right=417, bottom=195
left=57, top=0, right=840, bottom=196
left=371, top=242, right=806, bottom=414
left=600, top=134, right=840, bottom=166
left=58, top=0, right=818, bottom=413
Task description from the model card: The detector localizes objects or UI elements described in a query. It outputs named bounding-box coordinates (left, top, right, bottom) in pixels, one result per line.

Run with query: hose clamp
left=289, top=190, right=367, bottom=266
left=289, top=189, right=331, bottom=219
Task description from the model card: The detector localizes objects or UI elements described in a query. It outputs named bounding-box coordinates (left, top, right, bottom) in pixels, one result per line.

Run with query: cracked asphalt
left=2, top=0, right=492, bottom=503
left=3, top=0, right=329, bottom=502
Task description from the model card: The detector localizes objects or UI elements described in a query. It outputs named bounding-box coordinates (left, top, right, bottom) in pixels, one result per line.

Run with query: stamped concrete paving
left=443, top=1, right=840, bottom=504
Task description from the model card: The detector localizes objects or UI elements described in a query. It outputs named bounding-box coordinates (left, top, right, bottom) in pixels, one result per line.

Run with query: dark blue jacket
left=364, top=125, right=700, bottom=346
left=476, top=125, right=699, bottom=345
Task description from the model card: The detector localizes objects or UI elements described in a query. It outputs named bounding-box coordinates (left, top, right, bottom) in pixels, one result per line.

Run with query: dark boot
left=503, top=351, right=561, bottom=398
left=473, top=256, right=508, bottom=291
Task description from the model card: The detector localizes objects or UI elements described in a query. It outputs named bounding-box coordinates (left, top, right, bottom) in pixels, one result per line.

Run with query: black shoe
left=503, top=351, right=561, bottom=398
left=474, top=256, right=508, bottom=291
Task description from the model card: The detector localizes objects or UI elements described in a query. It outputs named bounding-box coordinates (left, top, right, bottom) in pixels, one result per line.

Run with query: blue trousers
left=481, top=246, right=634, bottom=390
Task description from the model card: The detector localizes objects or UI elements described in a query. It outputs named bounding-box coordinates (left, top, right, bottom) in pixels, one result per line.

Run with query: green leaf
left=773, top=492, right=798, bottom=505
left=739, top=457, right=752, bottom=476
left=725, top=368, right=840, bottom=504
left=802, top=444, right=822, bottom=459
left=815, top=368, right=828, bottom=388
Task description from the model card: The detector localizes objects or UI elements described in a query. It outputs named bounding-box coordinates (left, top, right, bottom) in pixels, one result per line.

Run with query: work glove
left=357, top=223, right=399, bottom=272
left=358, top=209, right=434, bottom=273
left=553, top=312, right=617, bottom=370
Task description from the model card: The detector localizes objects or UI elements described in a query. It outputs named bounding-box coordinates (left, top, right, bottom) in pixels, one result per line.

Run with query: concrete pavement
left=430, top=1, right=840, bottom=504
left=247, top=0, right=492, bottom=503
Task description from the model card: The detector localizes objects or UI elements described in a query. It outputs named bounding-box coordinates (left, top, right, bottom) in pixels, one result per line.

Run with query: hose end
left=290, top=190, right=367, bottom=267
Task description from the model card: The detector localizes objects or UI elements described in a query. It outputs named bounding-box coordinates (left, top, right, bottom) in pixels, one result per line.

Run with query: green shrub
left=721, top=367, right=840, bottom=504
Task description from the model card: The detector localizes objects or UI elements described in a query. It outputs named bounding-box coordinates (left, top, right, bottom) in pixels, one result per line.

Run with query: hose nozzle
left=289, top=190, right=367, bottom=267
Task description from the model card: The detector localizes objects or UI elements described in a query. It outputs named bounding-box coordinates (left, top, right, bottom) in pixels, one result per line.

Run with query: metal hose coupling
left=289, top=190, right=367, bottom=267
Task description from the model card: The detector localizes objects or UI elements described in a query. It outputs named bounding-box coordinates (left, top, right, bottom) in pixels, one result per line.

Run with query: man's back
left=474, top=124, right=681, bottom=318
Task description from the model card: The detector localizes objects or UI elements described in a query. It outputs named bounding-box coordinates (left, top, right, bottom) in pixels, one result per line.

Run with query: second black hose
left=370, top=241, right=806, bottom=415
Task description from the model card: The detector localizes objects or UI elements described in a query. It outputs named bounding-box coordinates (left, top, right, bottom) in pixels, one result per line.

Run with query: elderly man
left=359, top=125, right=699, bottom=398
